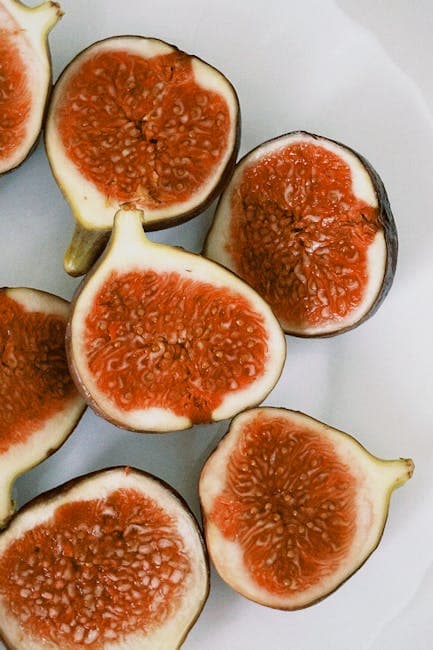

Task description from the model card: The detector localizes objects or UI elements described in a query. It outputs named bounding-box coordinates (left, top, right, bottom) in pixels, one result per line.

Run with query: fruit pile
left=0, top=1, right=412, bottom=648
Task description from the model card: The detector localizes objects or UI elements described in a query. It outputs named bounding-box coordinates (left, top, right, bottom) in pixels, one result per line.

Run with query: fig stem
left=380, top=457, right=414, bottom=490
left=18, top=0, right=64, bottom=31
left=0, top=479, right=15, bottom=530
left=110, top=208, right=150, bottom=254
left=64, top=223, right=110, bottom=276
left=34, top=1, right=64, bottom=24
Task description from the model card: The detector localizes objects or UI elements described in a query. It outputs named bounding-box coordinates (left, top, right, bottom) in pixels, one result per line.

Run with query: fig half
left=204, top=131, right=398, bottom=337
left=67, top=209, right=285, bottom=432
left=0, top=0, right=62, bottom=175
left=45, top=36, right=240, bottom=276
left=199, top=407, right=413, bottom=610
left=0, top=288, right=85, bottom=527
left=0, top=466, right=209, bottom=649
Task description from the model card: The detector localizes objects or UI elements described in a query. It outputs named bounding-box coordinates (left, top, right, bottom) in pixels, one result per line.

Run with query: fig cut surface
left=204, top=131, right=398, bottom=337
left=0, top=467, right=209, bottom=649
left=0, top=0, right=62, bottom=175
left=67, top=208, right=285, bottom=432
left=199, top=407, right=413, bottom=609
left=0, top=288, right=85, bottom=528
left=45, top=36, right=240, bottom=276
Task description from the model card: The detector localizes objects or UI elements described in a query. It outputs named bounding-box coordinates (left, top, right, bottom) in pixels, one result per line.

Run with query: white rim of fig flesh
left=67, top=209, right=286, bottom=432
left=0, top=467, right=209, bottom=649
left=0, top=288, right=85, bottom=528
left=205, top=131, right=390, bottom=336
left=199, top=407, right=414, bottom=610
left=0, top=0, right=62, bottom=174
left=45, top=36, right=240, bottom=230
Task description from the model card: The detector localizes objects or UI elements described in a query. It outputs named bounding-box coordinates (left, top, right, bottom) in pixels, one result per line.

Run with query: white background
left=1, top=1, right=433, bottom=648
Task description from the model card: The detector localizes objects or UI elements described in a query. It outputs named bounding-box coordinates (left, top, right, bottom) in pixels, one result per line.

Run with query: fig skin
left=204, top=130, right=398, bottom=338
left=0, top=287, right=86, bottom=529
left=199, top=407, right=414, bottom=610
left=0, top=466, right=210, bottom=650
left=65, top=209, right=286, bottom=433
left=0, top=0, right=63, bottom=176
left=44, top=36, right=241, bottom=277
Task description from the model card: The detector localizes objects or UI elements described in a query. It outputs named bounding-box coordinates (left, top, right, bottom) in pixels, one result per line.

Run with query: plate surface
left=1, top=1, right=433, bottom=648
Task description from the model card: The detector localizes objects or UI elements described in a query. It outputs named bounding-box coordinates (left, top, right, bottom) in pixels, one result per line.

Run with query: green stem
left=64, top=223, right=110, bottom=277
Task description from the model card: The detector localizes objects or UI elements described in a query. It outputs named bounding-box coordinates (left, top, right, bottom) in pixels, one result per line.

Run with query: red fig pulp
left=0, top=0, right=62, bottom=174
left=67, top=209, right=285, bottom=432
left=0, top=288, right=85, bottom=527
left=0, top=467, right=209, bottom=649
left=199, top=408, right=413, bottom=609
left=45, top=36, right=240, bottom=276
left=205, top=131, right=397, bottom=336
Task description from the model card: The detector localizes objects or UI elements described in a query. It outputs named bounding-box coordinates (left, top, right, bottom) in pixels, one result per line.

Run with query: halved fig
left=0, top=288, right=85, bottom=527
left=199, top=407, right=413, bottom=610
left=67, top=208, right=285, bottom=432
left=0, top=466, right=209, bottom=649
left=204, top=131, right=398, bottom=337
left=45, top=35, right=240, bottom=276
left=0, top=0, right=62, bottom=175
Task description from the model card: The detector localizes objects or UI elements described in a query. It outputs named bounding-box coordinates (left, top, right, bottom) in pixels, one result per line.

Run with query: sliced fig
left=199, top=407, right=413, bottom=610
left=0, top=0, right=62, bottom=175
left=67, top=208, right=285, bottom=432
left=0, top=466, right=209, bottom=649
left=0, top=288, right=85, bottom=527
left=45, top=36, right=240, bottom=276
left=204, top=131, right=397, bottom=337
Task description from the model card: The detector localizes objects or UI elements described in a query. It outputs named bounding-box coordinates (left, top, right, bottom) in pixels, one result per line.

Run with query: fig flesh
left=199, top=407, right=413, bottom=609
left=45, top=36, right=240, bottom=276
left=204, top=131, right=397, bottom=337
left=0, top=288, right=85, bottom=528
left=0, top=0, right=62, bottom=175
left=67, top=209, right=286, bottom=432
left=0, top=466, right=209, bottom=649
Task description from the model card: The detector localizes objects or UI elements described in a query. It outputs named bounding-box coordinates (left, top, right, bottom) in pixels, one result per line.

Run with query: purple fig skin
left=0, top=466, right=210, bottom=650
left=45, top=36, right=241, bottom=236
left=203, top=130, right=398, bottom=338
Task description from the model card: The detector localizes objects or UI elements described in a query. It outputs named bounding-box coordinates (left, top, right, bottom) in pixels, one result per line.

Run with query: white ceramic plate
left=1, top=1, right=433, bottom=648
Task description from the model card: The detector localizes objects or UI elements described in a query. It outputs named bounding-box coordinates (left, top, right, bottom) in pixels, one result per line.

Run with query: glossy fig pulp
left=45, top=36, right=240, bottom=276
left=0, top=0, right=62, bottom=174
left=0, top=467, right=209, bottom=649
left=67, top=209, right=285, bottom=432
left=205, top=131, right=397, bottom=337
left=0, top=288, right=85, bottom=528
left=199, top=408, right=413, bottom=610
